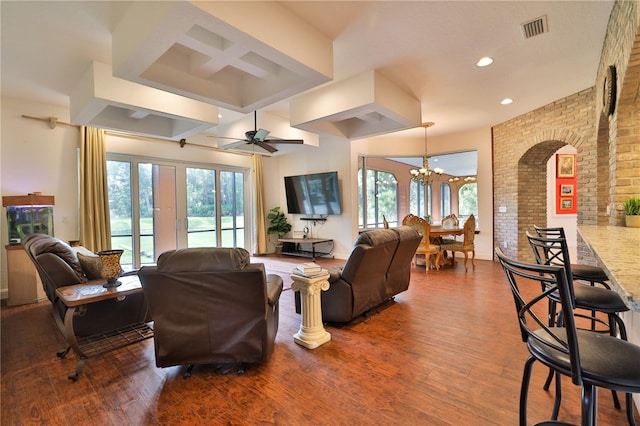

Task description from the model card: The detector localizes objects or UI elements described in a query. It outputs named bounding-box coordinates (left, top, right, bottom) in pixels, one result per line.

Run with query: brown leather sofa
left=138, top=247, right=283, bottom=370
left=296, top=226, right=421, bottom=323
left=22, top=233, right=147, bottom=337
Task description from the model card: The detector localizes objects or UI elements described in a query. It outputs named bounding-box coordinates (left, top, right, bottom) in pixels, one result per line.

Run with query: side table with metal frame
left=54, top=274, right=153, bottom=381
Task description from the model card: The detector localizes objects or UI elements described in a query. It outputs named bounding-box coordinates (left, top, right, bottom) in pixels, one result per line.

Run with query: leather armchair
left=138, top=248, right=283, bottom=369
left=22, top=233, right=148, bottom=337
left=297, top=226, right=420, bottom=323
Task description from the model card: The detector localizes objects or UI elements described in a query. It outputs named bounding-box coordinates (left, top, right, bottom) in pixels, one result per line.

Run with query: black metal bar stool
left=496, top=247, right=640, bottom=426
left=525, top=232, right=634, bottom=425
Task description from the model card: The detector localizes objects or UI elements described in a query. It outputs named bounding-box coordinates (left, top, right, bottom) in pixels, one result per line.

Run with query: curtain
left=253, top=154, right=268, bottom=254
left=79, top=126, right=112, bottom=252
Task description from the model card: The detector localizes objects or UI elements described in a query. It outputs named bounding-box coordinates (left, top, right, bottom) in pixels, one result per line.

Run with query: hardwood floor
left=1, top=255, right=635, bottom=425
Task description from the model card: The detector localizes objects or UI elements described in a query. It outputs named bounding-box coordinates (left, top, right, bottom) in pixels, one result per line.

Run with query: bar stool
left=496, top=247, right=640, bottom=426
left=533, top=226, right=611, bottom=290
left=525, top=232, right=634, bottom=424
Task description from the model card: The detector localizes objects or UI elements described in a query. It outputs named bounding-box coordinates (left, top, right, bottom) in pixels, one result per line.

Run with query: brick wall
left=493, top=1, right=640, bottom=262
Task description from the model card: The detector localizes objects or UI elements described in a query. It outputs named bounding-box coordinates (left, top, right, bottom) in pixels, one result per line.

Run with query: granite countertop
left=577, top=225, right=640, bottom=311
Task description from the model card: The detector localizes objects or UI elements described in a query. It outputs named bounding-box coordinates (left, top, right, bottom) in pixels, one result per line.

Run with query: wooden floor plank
left=1, top=256, right=635, bottom=425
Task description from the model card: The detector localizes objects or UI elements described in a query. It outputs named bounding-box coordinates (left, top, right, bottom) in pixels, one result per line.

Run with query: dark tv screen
left=284, top=171, right=342, bottom=215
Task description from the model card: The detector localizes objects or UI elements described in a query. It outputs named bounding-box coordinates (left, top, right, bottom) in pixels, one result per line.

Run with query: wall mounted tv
left=284, top=171, right=342, bottom=215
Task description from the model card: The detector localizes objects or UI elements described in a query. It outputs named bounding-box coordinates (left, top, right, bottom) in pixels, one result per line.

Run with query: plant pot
left=625, top=215, right=640, bottom=228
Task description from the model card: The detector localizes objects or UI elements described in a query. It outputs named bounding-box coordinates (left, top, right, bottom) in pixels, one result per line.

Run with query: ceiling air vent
left=521, top=15, right=548, bottom=39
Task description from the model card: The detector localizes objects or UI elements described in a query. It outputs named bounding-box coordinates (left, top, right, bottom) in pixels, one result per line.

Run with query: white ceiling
left=1, top=1, right=614, bottom=143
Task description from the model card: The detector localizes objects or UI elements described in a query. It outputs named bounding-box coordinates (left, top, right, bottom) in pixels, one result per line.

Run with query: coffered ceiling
left=1, top=1, right=614, bottom=153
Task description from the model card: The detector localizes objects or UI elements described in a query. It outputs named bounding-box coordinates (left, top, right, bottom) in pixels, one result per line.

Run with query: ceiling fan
left=213, top=111, right=304, bottom=154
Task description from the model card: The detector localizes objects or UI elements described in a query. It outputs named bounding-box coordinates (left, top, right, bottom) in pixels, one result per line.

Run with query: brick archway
left=516, top=134, right=587, bottom=262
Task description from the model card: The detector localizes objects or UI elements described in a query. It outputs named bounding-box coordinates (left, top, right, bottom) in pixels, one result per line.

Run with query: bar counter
left=577, top=225, right=640, bottom=311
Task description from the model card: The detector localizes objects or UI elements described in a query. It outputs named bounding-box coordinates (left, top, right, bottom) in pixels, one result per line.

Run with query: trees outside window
left=458, top=182, right=478, bottom=223
left=358, top=167, right=398, bottom=228
left=409, top=181, right=431, bottom=220
left=106, top=155, right=247, bottom=269
left=441, top=183, right=451, bottom=218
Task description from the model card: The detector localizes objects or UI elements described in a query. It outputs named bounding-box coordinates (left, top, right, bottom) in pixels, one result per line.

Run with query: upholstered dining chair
left=441, top=213, right=458, bottom=229
left=525, top=231, right=633, bottom=423
left=495, top=247, right=640, bottom=426
left=402, top=214, right=441, bottom=271
left=440, top=214, right=475, bottom=271
left=440, top=213, right=460, bottom=244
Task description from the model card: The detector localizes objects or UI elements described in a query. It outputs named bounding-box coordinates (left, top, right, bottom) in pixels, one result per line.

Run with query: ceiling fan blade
left=221, top=139, right=252, bottom=149
left=209, top=135, right=250, bottom=141
left=264, top=139, right=304, bottom=144
left=255, top=141, right=278, bottom=153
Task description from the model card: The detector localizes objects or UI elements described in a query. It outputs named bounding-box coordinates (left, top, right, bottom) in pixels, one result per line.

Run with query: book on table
left=292, top=268, right=328, bottom=278
left=296, top=262, right=322, bottom=274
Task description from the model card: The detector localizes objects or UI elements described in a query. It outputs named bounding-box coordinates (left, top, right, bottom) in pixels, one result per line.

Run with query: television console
left=278, top=238, right=334, bottom=261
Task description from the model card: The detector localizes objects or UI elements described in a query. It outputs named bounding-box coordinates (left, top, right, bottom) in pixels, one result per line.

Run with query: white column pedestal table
left=291, top=272, right=331, bottom=349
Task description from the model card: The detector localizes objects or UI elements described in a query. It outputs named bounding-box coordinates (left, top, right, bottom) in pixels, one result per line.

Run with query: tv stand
left=278, top=238, right=334, bottom=261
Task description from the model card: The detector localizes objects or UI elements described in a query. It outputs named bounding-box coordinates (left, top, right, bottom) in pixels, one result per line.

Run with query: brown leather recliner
left=296, top=226, right=421, bottom=323
left=138, top=247, right=283, bottom=370
left=22, top=233, right=148, bottom=337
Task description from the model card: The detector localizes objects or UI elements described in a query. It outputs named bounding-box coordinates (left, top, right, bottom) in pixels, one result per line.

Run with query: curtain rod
left=22, top=114, right=79, bottom=129
left=21, top=114, right=251, bottom=156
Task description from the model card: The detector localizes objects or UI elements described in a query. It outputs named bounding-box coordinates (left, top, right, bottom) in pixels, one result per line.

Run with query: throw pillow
left=77, top=251, right=103, bottom=280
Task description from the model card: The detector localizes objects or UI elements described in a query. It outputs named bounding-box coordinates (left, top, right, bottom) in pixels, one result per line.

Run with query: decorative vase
left=97, top=249, right=124, bottom=288
left=625, top=215, right=640, bottom=228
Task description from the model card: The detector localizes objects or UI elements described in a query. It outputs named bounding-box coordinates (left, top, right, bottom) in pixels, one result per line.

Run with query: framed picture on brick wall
left=560, top=184, right=574, bottom=196
left=560, top=198, right=573, bottom=210
left=557, top=154, right=575, bottom=178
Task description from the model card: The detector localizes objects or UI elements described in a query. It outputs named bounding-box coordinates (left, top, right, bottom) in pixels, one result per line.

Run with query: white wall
left=546, top=144, right=578, bottom=260
left=262, top=136, right=354, bottom=259
left=1, top=98, right=81, bottom=297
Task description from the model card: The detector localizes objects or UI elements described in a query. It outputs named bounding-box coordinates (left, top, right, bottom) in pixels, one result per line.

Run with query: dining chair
left=441, top=213, right=458, bottom=229
left=525, top=231, right=634, bottom=423
left=440, top=214, right=475, bottom=271
left=495, top=247, right=640, bottom=426
left=402, top=214, right=441, bottom=270
left=440, top=213, right=459, bottom=244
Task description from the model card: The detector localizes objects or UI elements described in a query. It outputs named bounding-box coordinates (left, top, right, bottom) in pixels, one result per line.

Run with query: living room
left=2, top=1, right=639, bottom=424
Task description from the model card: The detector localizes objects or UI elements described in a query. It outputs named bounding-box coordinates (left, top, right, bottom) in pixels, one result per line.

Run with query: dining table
left=429, top=225, right=465, bottom=267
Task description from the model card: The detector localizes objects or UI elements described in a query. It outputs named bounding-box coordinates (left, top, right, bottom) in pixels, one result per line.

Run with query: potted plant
left=267, top=206, right=292, bottom=252
left=623, top=196, right=640, bottom=228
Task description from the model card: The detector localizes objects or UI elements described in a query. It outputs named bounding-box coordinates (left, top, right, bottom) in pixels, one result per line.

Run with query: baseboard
left=0, top=288, right=8, bottom=300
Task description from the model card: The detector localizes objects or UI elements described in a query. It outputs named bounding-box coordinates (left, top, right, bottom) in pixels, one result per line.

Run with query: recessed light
left=218, top=114, right=222, bottom=118
left=500, top=98, right=513, bottom=105
left=476, top=57, right=494, bottom=67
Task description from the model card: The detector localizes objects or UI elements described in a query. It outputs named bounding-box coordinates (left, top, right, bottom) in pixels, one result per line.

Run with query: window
left=409, top=181, right=431, bottom=218
left=458, top=182, right=478, bottom=223
left=358, top=162, right=398, bottom=228
left=106, top=155, right=248, bottom=269
left=441, top=183, right=451, bottom=217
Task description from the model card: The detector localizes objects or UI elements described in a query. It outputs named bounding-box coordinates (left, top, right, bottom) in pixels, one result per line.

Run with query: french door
left=106, top=155, right=248, bottom=269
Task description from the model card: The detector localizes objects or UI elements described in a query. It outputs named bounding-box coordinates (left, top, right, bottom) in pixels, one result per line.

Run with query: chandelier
left=409, top=122, right=443, bottom=186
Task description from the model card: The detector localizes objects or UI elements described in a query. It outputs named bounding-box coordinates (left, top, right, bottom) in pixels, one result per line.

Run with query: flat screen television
left=284, top=171, right=342, bottom=215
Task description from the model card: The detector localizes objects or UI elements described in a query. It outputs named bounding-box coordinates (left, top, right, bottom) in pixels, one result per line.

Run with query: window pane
left=138, top=163, right=154, bottom=265
left=441, top=183, right=451, bottom=217
left=409, top=181, right=430, bottom=219
left=107, top=160, right=133, bottom=268
left=458, top=183, right=478, bottom=223
left=186, top=167, right=216, bottom=248
left=219, top=170, right=245, bottom=248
